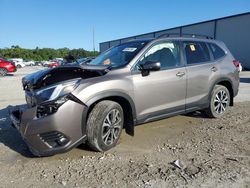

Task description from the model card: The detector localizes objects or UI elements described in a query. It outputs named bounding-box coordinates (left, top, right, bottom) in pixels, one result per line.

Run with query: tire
left=86, top=100, right=124, bottom=152
left=0, top=68, right=7, bottom=77
left=204, top=85, right=230, bottom=118
left=16, top=64, right=21, bottom=69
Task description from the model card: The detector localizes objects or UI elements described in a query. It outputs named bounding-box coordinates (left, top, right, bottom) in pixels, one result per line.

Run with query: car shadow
left=0, top=105, right=34, bottom=158
left=6, top=74, right=14, bottom=77
left=184, top=110, right=209, bottom=119
left=240, top=77, right=250, bottom=83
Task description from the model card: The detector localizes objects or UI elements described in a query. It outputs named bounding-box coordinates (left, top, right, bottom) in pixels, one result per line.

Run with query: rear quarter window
left=209, top=43, right=226, bottom=60
left=184, top=41, right=211, bottom=64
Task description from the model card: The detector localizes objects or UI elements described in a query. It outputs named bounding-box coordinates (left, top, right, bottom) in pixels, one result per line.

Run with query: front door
left=132, top=41, right=187, bottom=122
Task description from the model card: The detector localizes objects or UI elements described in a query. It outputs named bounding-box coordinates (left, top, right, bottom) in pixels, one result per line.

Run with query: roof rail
left=157, top=33, right=213, bottom=39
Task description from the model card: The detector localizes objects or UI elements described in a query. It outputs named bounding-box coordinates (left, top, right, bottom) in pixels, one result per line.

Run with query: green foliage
left=0, top=46, right=98, bottom=61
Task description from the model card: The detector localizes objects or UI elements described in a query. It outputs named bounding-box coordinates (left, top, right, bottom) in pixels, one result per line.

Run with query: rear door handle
left=211, top=66, right=217, bottom=72
left=176, top=72, right=185, bottom=77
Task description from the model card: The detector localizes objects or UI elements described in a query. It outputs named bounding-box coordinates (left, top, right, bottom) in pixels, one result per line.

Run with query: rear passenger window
left=209, top=43, right=226, bottom=60
left=184, top=41, right=211, bottom=64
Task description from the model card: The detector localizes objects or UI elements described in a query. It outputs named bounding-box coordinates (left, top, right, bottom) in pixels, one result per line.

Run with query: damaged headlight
left=36, top=80, right=80, bottom=118
left=37, top=96, right=68, bottom=118
left=36, top=79, right=80, bottom=102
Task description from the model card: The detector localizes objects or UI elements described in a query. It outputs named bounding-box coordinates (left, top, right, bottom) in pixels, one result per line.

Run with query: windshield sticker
left=103, top=59, right=111, bottom=65
left=123, top=48, right=137, bottom=52
left=190, top=44, right=196, bottom=51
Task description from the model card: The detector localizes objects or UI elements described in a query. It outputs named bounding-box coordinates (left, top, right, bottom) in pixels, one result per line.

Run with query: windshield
left=89, top=41, right=148, bottom=68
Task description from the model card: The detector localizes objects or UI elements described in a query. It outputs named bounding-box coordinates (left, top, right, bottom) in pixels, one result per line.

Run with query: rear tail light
left=233, top=60, right=240, bottom=68
left=233, top=60, right=242, bottom=72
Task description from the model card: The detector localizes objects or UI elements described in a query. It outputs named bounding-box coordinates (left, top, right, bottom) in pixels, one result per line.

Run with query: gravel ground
left=0, top=67, right=249, bottom=188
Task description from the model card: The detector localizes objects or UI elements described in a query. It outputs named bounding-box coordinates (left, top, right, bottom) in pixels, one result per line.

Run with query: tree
left=0, top=46, right=97, bottom=61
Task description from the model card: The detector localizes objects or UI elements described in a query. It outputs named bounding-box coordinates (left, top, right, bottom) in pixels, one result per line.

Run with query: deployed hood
left=22, top=64, right=110, bottom=91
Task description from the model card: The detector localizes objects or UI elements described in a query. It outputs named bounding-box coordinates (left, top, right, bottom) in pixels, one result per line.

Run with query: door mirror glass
left=139, top=61, right=161, bottom=77
left=142, top=61, right=161, bottom=71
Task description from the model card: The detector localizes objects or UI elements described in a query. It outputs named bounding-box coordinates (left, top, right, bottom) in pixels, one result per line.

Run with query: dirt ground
left=0, top=67, right=249, bottom=188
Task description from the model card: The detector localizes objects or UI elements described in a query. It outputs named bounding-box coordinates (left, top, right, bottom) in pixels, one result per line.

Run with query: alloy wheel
left=102, top=109, right=122, bottom=146
left=214, top=90, right=229, bottom=114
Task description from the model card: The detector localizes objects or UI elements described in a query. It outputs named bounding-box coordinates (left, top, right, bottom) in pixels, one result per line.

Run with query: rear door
left=183, top=41, right=220, bottom=110
left=132, top=40, right=187, bottom=122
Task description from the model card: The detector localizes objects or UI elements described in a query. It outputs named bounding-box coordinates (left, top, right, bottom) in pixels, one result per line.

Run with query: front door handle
left=176, top=72, right=185, bottom=77
left=211, top=66, right=218, bottom=72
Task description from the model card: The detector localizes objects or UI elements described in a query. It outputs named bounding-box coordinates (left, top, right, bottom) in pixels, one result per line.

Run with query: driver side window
left=136, top=41, right=180, bottom=70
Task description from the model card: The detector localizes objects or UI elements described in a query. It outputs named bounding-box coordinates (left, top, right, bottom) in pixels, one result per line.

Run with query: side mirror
left=142, top=61, right=161, bottom=71
left=140, top=61, right=161, bottom=76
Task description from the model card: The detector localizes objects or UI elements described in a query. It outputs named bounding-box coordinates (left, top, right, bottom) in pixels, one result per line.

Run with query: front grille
left=39, top=131, right=69, bottom=148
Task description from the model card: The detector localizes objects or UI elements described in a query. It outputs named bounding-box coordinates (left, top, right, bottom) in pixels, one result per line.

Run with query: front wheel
left=204, top=85, right=230, bottom=118
left=86, top=100, right=124, bottom=152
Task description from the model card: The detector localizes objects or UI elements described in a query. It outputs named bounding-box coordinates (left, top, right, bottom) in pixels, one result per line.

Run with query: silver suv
left=10, top=36, right=239, bottom=156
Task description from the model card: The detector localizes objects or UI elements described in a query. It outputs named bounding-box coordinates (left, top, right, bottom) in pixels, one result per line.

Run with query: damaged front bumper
left=9, top=100, right=88, bottom=157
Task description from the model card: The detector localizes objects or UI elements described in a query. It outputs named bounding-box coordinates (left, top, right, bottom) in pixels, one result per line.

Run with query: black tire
left=86, top=100, right=124, bottom=152
left=204, top=85, right=230, bottom=118
left=16, top=64, right=21, bottom=68
left=0, top=68, right=7, bottom=77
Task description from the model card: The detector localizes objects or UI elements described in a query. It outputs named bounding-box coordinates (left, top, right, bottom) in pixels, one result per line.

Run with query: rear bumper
left=9, top=101, right=88, bottom=157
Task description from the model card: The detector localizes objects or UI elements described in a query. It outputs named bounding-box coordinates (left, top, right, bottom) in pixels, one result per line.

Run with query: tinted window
left=137, top=41, right=180, bottom=69
left=209, top=43, right=226, bottom=60
left=184, top=41, right=211, bottom=64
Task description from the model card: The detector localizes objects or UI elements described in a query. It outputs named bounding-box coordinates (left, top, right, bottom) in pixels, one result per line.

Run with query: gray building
left=99, top=12, right=250, bottom=69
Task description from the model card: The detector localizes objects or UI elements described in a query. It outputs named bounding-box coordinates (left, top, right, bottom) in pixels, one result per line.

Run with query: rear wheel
left=86, top=100, right=124, bottom=152
left=16, top=64, right=21, bottom=68
left=205, top=85, right=230, bottom=118
left=0, top=68, right=7, bottom=77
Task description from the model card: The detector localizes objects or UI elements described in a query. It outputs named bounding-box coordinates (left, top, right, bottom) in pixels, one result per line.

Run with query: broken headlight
left=36, top=96, right=69, bottom=118
left=36, top=80, right=80, bottom=118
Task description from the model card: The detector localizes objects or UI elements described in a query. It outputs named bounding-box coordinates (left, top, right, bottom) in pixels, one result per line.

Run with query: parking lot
left=0, top=67, right=249, bottom=187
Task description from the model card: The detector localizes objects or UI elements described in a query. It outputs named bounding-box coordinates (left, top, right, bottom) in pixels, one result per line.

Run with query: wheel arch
left=211, top=78, right=234, bottom=106
left=85, top=92, right=136, bottom=136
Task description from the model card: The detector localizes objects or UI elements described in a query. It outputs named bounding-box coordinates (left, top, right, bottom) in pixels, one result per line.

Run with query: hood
left=22, top=64, right=110, bottom=91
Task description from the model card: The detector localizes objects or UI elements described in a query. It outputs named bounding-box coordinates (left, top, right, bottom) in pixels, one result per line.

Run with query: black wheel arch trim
left=209, top=77, right=234, bottom=106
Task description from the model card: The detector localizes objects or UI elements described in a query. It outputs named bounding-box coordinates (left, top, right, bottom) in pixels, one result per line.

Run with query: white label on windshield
left=123, top=48, right=137, bottom=52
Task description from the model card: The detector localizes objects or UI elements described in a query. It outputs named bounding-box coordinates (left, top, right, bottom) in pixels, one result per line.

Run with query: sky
left=0, top=0, right=249, bottom=51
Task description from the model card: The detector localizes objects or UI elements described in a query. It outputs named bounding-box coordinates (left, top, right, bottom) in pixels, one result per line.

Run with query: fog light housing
left=39, top=131, right=69, bottom=148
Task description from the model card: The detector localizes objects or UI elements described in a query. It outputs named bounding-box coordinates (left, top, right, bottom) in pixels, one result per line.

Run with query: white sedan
left=23, top=60, right=35, bottom=66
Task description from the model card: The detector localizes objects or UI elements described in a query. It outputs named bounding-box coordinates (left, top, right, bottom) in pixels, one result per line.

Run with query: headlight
left=37, top=96, right=68, bottom=118
left=36, top=79, right=80, bottom=118
left=36, top=79, right=80, bottom=102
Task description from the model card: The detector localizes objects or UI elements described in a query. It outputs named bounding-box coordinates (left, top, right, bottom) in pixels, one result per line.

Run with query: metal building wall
left=154, top=28, right=181, bottom=38
left=216, top=14, right=250, bottom=69
left=99, top=13, right=250, bottom=69
left=181, top=21, right=215, bottom=38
